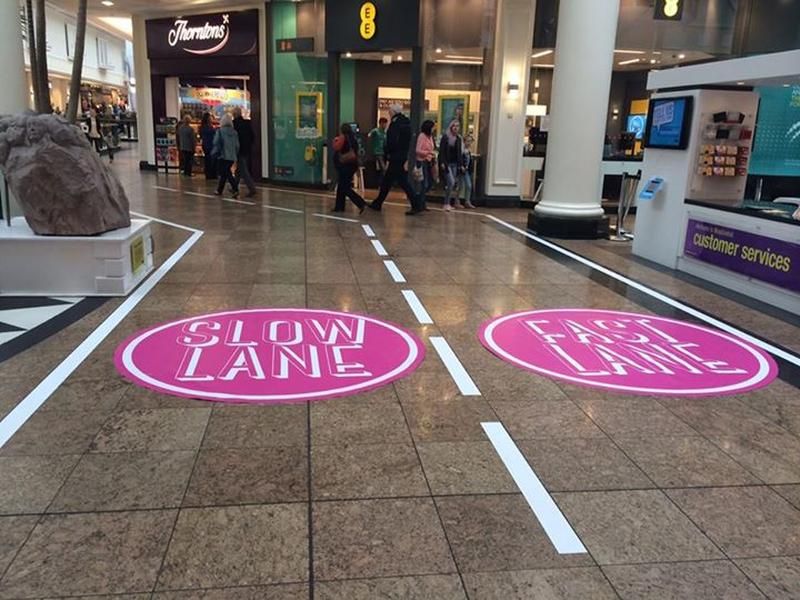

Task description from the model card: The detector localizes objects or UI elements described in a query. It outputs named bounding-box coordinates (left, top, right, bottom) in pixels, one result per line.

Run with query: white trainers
left=464, top=202, right=476, bottom=209
left=444, top=203, right=452, bottom=211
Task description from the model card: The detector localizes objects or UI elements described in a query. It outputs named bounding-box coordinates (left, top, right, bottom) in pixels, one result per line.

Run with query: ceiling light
left=650, top=59, right=657, bottom=64
left=618, top=58, right=641, bottom=66
left=531, top=50, right=553, bottom=58
left=435, top=48, right=442, bottom=54
left=345, top=52, right=352, bottom=58
left=737, top=81, right=745, bottom=85
left=435, top=59, right=483, bottom=65
left=445, top=54, right=481, bottom=60
left=101, top=0, right=114, bottom=5
left=396, top=55, right=403, bottom=61
left=614, top=49, right=645, bottom=55
left=678, top=53, right=686, bottom=59
left=531, top=63, right=554, bottom=68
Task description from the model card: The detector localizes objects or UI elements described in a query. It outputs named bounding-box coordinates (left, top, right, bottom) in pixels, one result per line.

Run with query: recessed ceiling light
left=614, top=49, right=645, bottom=55
left=101, top=0, right=114, bottom=6
left=531, top=49, right=553, bottom=58
left=737, top=81, right=745, bottom=85
left=396, top=55, right=403, bottom=61
left=345, top=52, right=352, bottom=58
left=678, top=53, right=686, bottom=59
left=435, top=48, right=442, bottom=54
left=618, top=58, right=641, bottom=66
left=650, top=59, right=657, bottom=64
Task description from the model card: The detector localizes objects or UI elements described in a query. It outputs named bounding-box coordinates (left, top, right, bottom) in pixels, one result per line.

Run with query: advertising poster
left=154, top=117, right=179, bottom=167
left=750, top=85, right=800, bottom=176
left=179, top=86, right=250, bottom=120
left=296, top=92, right=323, bottom=139
left=438, top=95, right=470, bottom=136
left=684, top=219, right=800, bottom=293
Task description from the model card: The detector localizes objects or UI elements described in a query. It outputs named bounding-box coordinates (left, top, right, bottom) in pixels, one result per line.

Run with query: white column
left=484, top=0, right=537, bottom=200
left=0, top=0, right=29, bottom=220
left=532, top=0, right=620, bottom=235
left=132, top=15, right=155, bottom=167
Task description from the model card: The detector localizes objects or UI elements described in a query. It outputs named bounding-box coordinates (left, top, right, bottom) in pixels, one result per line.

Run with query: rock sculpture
left=0, top=113, right=130, bottom=236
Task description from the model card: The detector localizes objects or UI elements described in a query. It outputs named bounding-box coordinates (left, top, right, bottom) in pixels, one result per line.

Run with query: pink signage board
left=115, top=308, right=425, bottom=404
left=479, top=309, right=778, bottom=396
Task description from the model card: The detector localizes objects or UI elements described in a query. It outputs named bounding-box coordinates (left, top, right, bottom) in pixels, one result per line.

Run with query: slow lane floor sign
left=115, top=308, right=425, bottom=404
left=479, top=309, right=778, bottom=396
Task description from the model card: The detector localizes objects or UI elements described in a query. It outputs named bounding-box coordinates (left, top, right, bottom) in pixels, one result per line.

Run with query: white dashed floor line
left=482, top=421, right=587, bottom=555
left=0, top=212, right=204, bottom=449
left=383, top=260, right=407, bottom=283
left=401, top=290, right=433, bottom=324
left=430, top=336, right=481, bottom=396
left=313, top=213, right=361, bottom=223
left=362, top=224, right=376, bottom=237
left=371, top=239, right=389, bottom=257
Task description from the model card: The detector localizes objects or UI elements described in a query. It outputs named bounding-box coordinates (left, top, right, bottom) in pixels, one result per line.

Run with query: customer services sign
left=684, top=219, right=799, bottom=293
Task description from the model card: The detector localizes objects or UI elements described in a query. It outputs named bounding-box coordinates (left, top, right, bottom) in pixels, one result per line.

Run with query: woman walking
left=332, top=124, right=366, bottom=213
left=177, top=115, right=196, bottom=177
left=439, top=120, right=463, bottom=211
left=199, top=113, right=217, bottom=180
left=413, top=120, right=437, bottom=214
left=212, top=114, right=240, bottom=199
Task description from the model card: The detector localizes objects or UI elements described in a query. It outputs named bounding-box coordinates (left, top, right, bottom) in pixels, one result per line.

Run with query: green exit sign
left=654, top=0, right=684, bottom=21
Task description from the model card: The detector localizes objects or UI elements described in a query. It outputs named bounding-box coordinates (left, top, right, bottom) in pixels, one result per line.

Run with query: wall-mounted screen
left=644, top=96, right=693, bottom=149
left=750, top=85, right=800, bottom=177
left=627, top=114, right=647, bottom=139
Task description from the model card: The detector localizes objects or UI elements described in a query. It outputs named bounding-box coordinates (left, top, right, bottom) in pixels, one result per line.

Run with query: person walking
left=460, top=134, right=477, bottom=209
left=87, top=109, right=113, bottom=163
left=368, top=104, right=420, bottom=215
left=332, top=124, right=367, bottom=214
left=415, top=120, right=437, bottom=212
left=199, top=112, right=217, bottom=180
left=439, top=120, right=464, bottom=211
left=177, top=115, right=196, bottom=177
left=368, top=117, right=388, bottom=180
left=232, top=107, right=257, bottom=197
left=212, top=113, right=240, bottom=199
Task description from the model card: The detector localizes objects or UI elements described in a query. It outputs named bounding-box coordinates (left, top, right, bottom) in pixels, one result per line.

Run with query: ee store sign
left=479, top=309, right=777, bottom=396
left=115, top=309, right=425, bottom=404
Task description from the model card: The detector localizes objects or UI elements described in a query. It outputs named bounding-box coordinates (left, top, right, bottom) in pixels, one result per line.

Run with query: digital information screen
left=645, top=97, right=693, bottom=149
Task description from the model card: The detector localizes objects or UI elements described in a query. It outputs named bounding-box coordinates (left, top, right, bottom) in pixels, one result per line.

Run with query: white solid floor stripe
left=130, top=211, right=199, bottom=233
left=384, top=260, right=406, bottom=283
left=430, top=336, right=481, bottom=396
left=371, top=239, right=389, bottom=257
left=487, top=215, right=800, bottom=368
left=401, top=290, right=433, bottom=324
left=183, top=190, right=256, bottom=206
left=482, top=422, right=587, bottom=555
left=257, top=185, right=334, bottom=199
left=263, top=204, right=304, bottom=214
left=362, top=224, right=376, bottom=237
left=313, top=213, right=360, bottom=223
left=0, top=216, right=204, bottom=450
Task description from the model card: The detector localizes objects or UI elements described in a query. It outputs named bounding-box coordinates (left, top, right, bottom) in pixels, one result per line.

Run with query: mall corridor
left=0, top=154, right=799, bottom=599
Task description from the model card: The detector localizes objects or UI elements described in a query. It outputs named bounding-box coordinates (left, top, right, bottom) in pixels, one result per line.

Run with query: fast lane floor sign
left=115, top=308, right=425, bottom=404
left=479, top=309, right=778, bottom=397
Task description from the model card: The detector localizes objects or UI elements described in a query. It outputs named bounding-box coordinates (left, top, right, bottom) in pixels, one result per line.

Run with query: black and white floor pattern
left=0, top=296, right=107, bottom=362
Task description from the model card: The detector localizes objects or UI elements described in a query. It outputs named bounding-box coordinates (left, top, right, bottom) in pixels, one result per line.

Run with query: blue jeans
left=461, top=171, right=473, bottom=205
left=444, top=164, right=461, bottom=206
left=415, top=161, right=433, bottom=209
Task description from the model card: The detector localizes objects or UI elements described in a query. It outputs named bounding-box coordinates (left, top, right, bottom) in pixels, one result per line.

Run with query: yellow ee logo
left=359, top=2, right=376, bottom=40
left=662, top=0, right=680, bottom=18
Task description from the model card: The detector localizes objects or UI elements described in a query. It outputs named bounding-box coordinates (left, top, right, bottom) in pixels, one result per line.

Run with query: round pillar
left=530, top=0, right=620, bottom=238
left=0, top=0, right=29, bottom=114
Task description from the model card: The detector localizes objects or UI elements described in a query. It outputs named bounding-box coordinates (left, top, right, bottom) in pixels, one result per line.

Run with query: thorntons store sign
left=146, top=10, right=258, bottom=59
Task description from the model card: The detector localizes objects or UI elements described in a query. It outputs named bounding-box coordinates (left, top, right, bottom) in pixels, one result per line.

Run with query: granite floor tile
left=518, top=437, right=653, bottom=492
left=462, top=567, right=618, bottom=600
left=116, top=385, right=214, bottom=411
left=313, top=498, right=455, bottom=580
left=436, top=494, right=595, bottom=572
left=709, top=431, right=800, bottom=484
left=38, top=377, right=129, bottom=413
left=0, top=516, right=38, bottom=575
left=661, top=398, right=787, bottom=439
left=490, top=400, right=606, bottom=440
left=0, top=510, right=176, bottom=598
left=157, top=504, right=308, bottom=590
left=400, top=397, right=498, bottom=442
left=310, top=394, right=411, bottom=445
left=0, top=411, right=109, bottom=456
left=312, top=443, right=428, bottom=500
left=666, top=486, right=800, bottom=558
left=615, top=436, right=760, bottom=487
left=203, top=404, right=308, bottom=448
left=554, top=490, right=722, bottom=565
left=417, top=441, right=517, bottom=495
left=152, top=583, right=310, bottom=599
left=90, top=408, right=211, bottom=452
left=184, top=446, right=307, bottom=506
left=603, top=561, right=767, bottom=599
left=772, top=484, right=800, bottom=510
left=574, top=396, right=698, bottom=438
left=736, top=556, right=800, bottom=600
left=0, top=455, right=80, bottom=514
left=315, top=575, right=466, bottom=599
left=49, top=451, right=196, bottom=512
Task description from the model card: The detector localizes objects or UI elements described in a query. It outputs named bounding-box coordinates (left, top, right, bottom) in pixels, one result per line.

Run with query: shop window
left=97, top=37, right=113, bottom=69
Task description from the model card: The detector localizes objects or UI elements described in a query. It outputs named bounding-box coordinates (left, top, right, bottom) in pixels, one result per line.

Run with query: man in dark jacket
left=232, top=107, right=257, bottom=197
left=368, top=104, right=420, bottom=214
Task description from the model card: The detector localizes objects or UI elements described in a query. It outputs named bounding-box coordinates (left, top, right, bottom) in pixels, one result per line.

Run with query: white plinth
left=0, top=217, right=154, bottom=296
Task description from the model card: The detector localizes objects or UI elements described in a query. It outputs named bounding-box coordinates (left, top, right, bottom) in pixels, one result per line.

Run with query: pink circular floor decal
left=479, top=309, right=778, bottom=396
left=115, top=308, right=425, bottom=404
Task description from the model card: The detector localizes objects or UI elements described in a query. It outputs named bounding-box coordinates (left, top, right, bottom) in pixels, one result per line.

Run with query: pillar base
left=527, top=212, right=610, bottom=239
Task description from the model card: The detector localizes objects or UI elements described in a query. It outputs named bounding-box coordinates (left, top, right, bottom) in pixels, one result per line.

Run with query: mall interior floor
left=1, top=153, right=799, bottom=599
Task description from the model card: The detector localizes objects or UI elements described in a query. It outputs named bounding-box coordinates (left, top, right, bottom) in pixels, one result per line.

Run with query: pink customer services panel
left=115, top=308, right=426, bottom=404
left=479, top=309, right=778, bottom=397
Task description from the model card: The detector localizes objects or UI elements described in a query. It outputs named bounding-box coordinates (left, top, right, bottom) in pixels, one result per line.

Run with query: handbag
left=340, top=148, right=358, bottom=164
left=412, top=162, right=424, bottom=182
